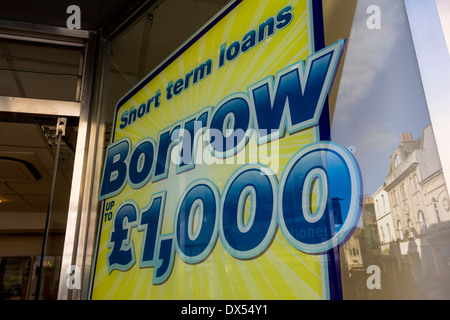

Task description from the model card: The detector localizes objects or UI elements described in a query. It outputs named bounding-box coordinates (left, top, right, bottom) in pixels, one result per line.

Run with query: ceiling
left=0, top=25, right=84, bottom=233
left=0, top=120, right=76, bottom=233
left=0, top=40, right=81, bottom=231
left=0, top=38, right=84, bottom=102
left=0, top=0, right=146, bottom=31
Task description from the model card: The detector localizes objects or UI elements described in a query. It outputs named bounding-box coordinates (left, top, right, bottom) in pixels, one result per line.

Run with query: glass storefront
left=90, top=0, right=450, bottom=300
left=0, top=38, right=82, bottom=299
left=1, top=0, right=449, bottom=300
left=327, top=0, right=450, bottom=299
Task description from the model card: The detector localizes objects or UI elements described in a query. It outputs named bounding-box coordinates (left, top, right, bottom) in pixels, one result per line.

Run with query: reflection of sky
left=405, top=0, right=450, bottom=188
left=330, top=0, right=431, bottom=195
left=436, top=0, right=450, bottom=53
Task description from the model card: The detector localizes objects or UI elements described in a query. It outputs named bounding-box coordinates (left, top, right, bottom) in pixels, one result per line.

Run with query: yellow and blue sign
left=91, top=0, right=363, bottom=300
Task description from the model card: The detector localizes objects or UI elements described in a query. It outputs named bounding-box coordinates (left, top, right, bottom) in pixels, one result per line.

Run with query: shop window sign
left=92, top=0, right=363, bottom=300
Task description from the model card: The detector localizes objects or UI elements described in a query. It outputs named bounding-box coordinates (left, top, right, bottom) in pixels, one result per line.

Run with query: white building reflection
left=341, top=125, right=450, bottom=299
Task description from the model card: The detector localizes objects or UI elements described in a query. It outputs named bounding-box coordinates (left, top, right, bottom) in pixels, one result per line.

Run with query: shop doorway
left=0, top=32, right=86, bottom=299
left=0, top=114, right=78, bottom=300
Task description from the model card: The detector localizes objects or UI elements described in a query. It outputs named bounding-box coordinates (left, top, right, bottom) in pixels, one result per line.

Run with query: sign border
left=90, top=0, right=343, bottom=300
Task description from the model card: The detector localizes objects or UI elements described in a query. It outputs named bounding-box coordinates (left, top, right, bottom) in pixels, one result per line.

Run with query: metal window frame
left=0, top=19, right=104, bottom=300
left=57, top=33, right=114, bottom=301
left=1, top=0, right=444, bottom=301
left=0, top=96, right=81, bottom=117
left=0, top=18, right=89, bottom=46
left=56, top=30, right=102, bottom=300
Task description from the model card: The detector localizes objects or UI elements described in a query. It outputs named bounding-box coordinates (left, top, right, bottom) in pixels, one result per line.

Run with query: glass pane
left=102, top=0, right=231, bottom=130
left=96, top=0, right=450, bottom=300
left=0, top=257, right=31, bottom=300
left=0, top=117, right=77, bottom=299
left=325, top=0, right=450, bottom=299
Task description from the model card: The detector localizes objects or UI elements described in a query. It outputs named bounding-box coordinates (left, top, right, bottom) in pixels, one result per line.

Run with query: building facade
left=372, top=126, right=450, bottom=298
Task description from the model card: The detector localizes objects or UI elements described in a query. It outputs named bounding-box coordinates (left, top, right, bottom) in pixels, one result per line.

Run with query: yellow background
left=91, top=0, right=330, bottom=300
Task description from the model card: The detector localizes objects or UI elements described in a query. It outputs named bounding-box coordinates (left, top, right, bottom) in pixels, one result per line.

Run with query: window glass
left=0, top=38, right=80, bottom=299
left=327, top=0, right=450, bottom=299
left=96, top=0, right=450, bottom=300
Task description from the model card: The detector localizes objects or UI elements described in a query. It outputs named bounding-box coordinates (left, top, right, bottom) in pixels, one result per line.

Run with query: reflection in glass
left=95, top=0, right=450, bottom=300
left=330, top=0, right=450, bottom=299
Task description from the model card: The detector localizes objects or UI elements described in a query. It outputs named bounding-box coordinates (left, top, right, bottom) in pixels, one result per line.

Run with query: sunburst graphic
left=92, top=0, right=331, bottom=300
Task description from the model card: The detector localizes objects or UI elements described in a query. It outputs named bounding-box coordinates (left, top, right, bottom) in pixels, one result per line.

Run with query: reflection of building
left=341, top=197, right=380, bottom=299
left=372, top=125, right=450, bottom=298
left=373, top=186, right=394, bottom=251
left=342, top=126, right=450, bottom=299
left=342, top=198, right=378, bottom=269
left=384, top=127, right=450, bottom=240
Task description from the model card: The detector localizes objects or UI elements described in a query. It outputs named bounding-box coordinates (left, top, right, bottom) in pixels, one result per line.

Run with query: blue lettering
left=138, top=192, right=166, bottom=268
left=249, top=40, right=344, bottom=144
left=120, top=110, right=129, bottom=130
left=99, top=138, right=130, bottom=200
left=99, top=38, right=359, bottom=284
left=129, top=107, right=137, bottom=125
left=176, top=110, right=210, bottom=172
left=276, top=5, right=294, bottom=29
left=118, top=90, right=161, bottom=130
left=219, top=43, right=227, bottom=69
left=258, top=17, right=275, bottom=43
left=137, top=102, right=146, bottom=118
left=154, top=90, right=161, bottom=108
left=175, top=181, right=219, bottom=264
left=219, top=5, right=294, bottom=68
left=166, top=60, right=212, bottom=99
left=100, top=41, right=345, bottom=194
left=208, top=94, right=251, bottom=157
left=241, top=30, right=257, bottom=53
left=220, top=165, right=277, bottom=259
left=106, top=201, right=138, bottom=272
left=278, top=142, right=363, bottom=254
left=193, top=59, right=212, bottom=84
left=103, top=143, right=362, bottom=282
left=173, top=78, right=184, bottom=96
left=226, top=41, right=240, bottom=62
left=128, top=138, right=155, bottom=189
left=153, top=235, right=175, bottom=284
left=153, top=124, right=181, bottom=182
